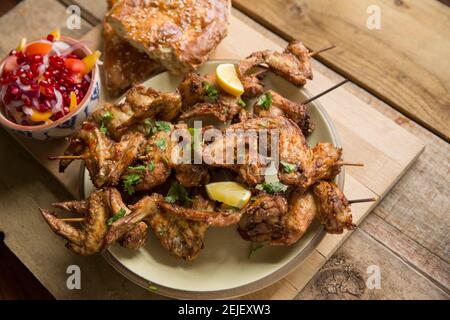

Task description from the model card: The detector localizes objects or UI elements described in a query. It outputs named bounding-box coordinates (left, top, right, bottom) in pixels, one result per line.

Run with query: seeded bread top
left=106, top=0, right=230, bottom=74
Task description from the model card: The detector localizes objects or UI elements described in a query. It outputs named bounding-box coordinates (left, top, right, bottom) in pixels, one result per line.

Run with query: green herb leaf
left=280, top=161, right=297, bottom=174
left=99, top=111, right=113, bottom=134
left=155, top=138, right=167, bottom=150
left=100, top=123, right=107, bottom=134
left=155, top=121, right=171, bottom=132
left=144, top=119, right=171, bottom=136
left=148, top=161, right=155, bottom=172
left=122, top=173, right=141, bottom=195
left=238, top=99, right=246, bottom=108
left=202, top=81, right=219, bottom=102
left=107, top=208, right=126, bottom=226
left=128, top=165, right=146, bottom=171
left=248, top=243, right=264, bottom=258
left=165, top=182, right=192, bottom=206
left=102, top=111, right=113, bottom=121
left=256, top=181, right=288, bottom=194
left=257, top=92, right=272, bottom=110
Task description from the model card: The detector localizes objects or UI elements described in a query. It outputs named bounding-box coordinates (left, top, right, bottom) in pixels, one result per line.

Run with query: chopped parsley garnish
left=148, top=161, right=155, bottom=172
left=256, top=181, right=288, bottom=194
left=248, top=243, right=264, bottom=258
left=155, top=138, right=167, bottom=150
left=238, top=99, right=246, bottom=108
left=257, top=92, right=273, bottom=110
left=144, top=119, right=171, bottom=136
left=128, top=165, right=146, bottom=171
left=280, top=161, right=297, bottom=174
left=100, top=111, right=113, bottom=134
left=165, top=182, right=192, bottom=206
left=202, top=81, right=219, bottom=102
left=122, top=173, right=141, bottom=195
left=107, top=208, right=126, bottom=226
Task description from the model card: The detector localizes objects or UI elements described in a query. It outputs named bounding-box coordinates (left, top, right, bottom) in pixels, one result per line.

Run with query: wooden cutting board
left=3, top=9, right=424, bottom=299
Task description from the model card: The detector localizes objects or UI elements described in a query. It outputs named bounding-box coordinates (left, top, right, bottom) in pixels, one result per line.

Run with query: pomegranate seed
left=9, top=74, right=17, bottom=82
left=47, top=34, right=54, bottom=42
left=31, top=64, right=40, bottom=76
left=23, top=96, right=31, bottom=107
left=10, top=86, right=19, bottom=96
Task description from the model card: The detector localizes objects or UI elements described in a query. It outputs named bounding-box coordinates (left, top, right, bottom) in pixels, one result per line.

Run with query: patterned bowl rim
left=0, top=36, right=99, bottom=131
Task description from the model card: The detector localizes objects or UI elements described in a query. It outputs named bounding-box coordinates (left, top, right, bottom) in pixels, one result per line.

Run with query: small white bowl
left=0, top=36, right=101, bottom=140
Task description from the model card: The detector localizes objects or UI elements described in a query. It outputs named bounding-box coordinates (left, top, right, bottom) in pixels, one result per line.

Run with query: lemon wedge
left=216, top=64, right=244, bottom=97
left=206, top=182, right=251, bottom=209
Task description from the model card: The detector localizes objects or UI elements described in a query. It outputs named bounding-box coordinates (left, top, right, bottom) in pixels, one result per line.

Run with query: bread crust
left=103, top=20, right=161, bottom=95
left=106, top=0, right=230, bottom=74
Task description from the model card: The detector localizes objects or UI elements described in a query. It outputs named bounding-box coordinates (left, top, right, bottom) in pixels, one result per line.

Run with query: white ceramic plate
left=82, top=60, right=343, bottom=299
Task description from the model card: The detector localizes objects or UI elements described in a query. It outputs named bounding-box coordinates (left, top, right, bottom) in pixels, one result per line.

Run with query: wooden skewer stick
left=309, top=44, right=337, bottom=57
left=48, top=155, right=84, bottom=160
left=348, top=198, right=377, bottom=204
left=302, top=79, right=349, bottom=105
left=340, top=162, right=365, bottom=167
left=60, top=218, right=86, bottom=223
left=250, top=69, right=269, bottom=77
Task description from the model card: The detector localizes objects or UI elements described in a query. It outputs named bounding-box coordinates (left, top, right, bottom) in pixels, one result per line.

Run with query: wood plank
left=0, top=0, right=22, bottom=17
left=296, top=229, right=449, bottom=300
left=361, top=214, right=450, bottom=293
left=0, top=233, right=53, bottom=300
left=304, top=45, right=450, bottom=273
left=0, top=0, right=91, bottom=57
left=233, top=0, right=450, bottom=142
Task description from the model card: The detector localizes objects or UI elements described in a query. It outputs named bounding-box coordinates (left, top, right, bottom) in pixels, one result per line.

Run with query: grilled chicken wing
left=254, top=90, right=314, bottom=136
left=41, top=188, right=148, bottom=254
left=238, top=41, right=313, bottom=87
left=40, top=189, right=118, bottom=255
left=312, top=181, right=355, bottom=234
left=178, top=73, right=242, bottom=123
left=60, top=122, right=146, bottom=188
left=238, top=181, right=354, bottom=245
left=105, top=193, right=212, bottom=261
left=203, top=116, right=342, bottom=191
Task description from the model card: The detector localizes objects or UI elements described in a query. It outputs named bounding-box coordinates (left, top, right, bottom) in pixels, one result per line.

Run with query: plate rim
left=79, top=59, right=344, bottom=299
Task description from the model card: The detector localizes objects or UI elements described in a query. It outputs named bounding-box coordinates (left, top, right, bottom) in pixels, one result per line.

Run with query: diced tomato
left=2, top=55, right=18, bottom=75
left=65, top=58, right=86, bottom=75
left=25, top=42, right=52, bottom=56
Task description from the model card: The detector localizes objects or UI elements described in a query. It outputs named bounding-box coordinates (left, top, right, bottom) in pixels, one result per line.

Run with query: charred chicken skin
left=238, top=41, right=313, bottom=88
left=238, top=181, right=354, bottom=245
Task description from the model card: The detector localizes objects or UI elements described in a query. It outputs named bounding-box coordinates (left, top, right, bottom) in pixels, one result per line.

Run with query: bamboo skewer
left=302, top=80, right=349, bottom=105
left=60, top=218, right=86, bottom=223
left=48, top=155, right=84, bottom=160
left=340, top=162, right=365, bottom=167
left=309, top=44, right=337, bottom=57
left=348, top=198, right=377, bottom=205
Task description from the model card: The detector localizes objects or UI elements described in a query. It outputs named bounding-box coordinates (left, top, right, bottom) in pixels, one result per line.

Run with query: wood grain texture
left=0, top=0, right=446, bottom=300
left=233, top=0, right=450, bottom=142
left=296, top=230, right=449, bottom=300
left=307, top=52, right=450, bottom=299
left=0, top=233, right=53, bottom=300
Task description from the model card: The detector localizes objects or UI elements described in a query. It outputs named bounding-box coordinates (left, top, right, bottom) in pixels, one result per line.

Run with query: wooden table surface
left=0, top=0, right=448, bottom=300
